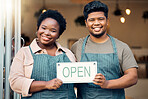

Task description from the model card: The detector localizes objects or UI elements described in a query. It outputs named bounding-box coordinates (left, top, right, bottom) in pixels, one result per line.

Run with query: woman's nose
left=44, top=30, right=50, bottom=35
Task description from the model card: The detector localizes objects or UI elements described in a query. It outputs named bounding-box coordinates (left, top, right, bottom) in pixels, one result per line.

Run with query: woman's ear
left=36, top=32, right=38, bottom=37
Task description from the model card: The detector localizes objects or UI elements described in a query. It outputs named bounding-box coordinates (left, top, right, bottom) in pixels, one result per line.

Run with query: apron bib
left=22, top=46, right=76, bottom=99
left=77, top=35, right=125, bottom=99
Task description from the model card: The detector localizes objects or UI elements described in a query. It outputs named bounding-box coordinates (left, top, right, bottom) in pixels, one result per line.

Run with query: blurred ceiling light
left=120, top=17, right=125, bottom=23
left=34, top=0, right=47, bottom=18
left=125, top=0, right=131, bottom=15
left=125, top=8, right=131, bottom=15
left=42, top=9, right=47, bottom=13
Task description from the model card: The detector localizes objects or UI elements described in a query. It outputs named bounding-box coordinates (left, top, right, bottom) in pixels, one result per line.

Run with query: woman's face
left=37, top=18, right=60, bottom=46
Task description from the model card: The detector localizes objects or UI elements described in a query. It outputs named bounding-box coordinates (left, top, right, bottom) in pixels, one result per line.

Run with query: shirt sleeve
left=71, top=38, right=84, bottom=62
left=9, top=48, right=34, bottom=97
left=121, top=44, right=138, bottom=72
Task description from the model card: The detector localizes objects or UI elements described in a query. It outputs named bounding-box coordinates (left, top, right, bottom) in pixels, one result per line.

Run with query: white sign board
left=57, top=62, right=97, bottom=83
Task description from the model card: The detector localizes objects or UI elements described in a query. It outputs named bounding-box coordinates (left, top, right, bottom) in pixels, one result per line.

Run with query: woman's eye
left=42, top=27, right=46, bottom=29
left=52, top=30, right=56, bottom=32
left=51, top=29, right=57, bottom=32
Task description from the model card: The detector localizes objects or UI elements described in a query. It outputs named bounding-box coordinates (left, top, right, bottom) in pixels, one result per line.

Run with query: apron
left=22, top=46, right=76, bottom=99
left=77, top=35, right=125, bottom=99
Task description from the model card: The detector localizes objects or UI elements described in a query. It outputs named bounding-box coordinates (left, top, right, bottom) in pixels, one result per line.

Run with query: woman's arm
left=9, top=48, right=34, bottom=96
left=29, top=78, right=63, bottom=93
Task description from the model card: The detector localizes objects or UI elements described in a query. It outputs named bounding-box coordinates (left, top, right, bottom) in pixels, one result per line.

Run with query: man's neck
left=90, top=33, right=109, bottom=43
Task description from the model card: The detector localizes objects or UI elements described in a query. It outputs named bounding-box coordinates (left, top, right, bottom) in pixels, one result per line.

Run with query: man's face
left=85, top=11, right=108, bottom=38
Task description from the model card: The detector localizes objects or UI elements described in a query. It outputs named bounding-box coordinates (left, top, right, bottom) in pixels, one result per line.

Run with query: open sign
left=57, top=62, right=97, bottom=83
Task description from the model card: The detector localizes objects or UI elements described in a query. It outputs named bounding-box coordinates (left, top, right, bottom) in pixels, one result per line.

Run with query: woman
left=9, top=10, right=76, bottom=99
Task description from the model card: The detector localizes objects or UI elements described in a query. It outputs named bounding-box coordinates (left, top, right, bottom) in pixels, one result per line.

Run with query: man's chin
left=90, top=32, right=105, bottom=38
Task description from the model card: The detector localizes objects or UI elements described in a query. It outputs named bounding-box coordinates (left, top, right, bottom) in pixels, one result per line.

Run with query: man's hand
left=93, top=73, right=108, bottom=88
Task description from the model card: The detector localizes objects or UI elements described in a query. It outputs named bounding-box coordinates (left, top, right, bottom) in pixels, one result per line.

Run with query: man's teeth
left=94, top=28, right=100, bottom=31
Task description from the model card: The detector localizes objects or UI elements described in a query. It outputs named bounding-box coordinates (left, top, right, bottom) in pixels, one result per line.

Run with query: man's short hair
left=83, top=1, right=108, bottom=20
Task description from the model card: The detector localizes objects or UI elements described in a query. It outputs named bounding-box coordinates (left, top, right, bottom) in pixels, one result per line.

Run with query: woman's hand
left=29, top=78, right=63, bottom=93
left=93, top=73, right=108, bottom=88
left=45, top=78, right=63, bottom=90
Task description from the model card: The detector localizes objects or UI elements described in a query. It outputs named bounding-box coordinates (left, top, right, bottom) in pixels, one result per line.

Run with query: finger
left=52, top=83, right=60, bottom=89
left=93, top=79, right=104, bottom=83
left=93, top=81, right=101, bottom=85
left=56, top=78, right=63, bottom=84
left=94, top=76, right=102, bottom=79
left=55, top=84, right=61, bottom=88
left=95, top=73, right=103, bottom=76
left=55, top=80, right=63, bottom=86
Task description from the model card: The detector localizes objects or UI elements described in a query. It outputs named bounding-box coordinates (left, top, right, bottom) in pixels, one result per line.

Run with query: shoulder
left=14, top=46, right=33, bottom=63
left=113, top=37, right=131, bottom=52
left=71, top=37, right=85, bottom=52
left=62, top=47, right=76, bottom=62
left=15, top=46, right=30, bottom=57
left=113, top=37, right=129, bottom=48
left=113, top=37, right=133, bottom=57
left=62, top=47, right=73, bottom=55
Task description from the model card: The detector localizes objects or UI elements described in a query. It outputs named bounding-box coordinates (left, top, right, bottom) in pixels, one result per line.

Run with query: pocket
left=24, top=61, right=33, bottom=78
left=41, top=90, right=68, bottom=99
left=86, top=88, right=112, bottom=99
left=87, top=83, right=101, bottom=88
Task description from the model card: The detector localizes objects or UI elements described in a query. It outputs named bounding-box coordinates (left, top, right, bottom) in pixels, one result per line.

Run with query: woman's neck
left=38, top=42, right=58, bottom=56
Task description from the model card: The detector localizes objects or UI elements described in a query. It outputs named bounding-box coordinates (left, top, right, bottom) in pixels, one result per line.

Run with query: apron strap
left=107, top=34, right=118, bottom=54
left=81, top=35, right=89, bottom=55
left=29, top=45, right=34, bottom=56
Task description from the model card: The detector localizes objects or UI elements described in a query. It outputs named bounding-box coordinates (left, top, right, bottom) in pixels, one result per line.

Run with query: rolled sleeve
left=9, top=47, right=34, bottom=97
left=22, top=79, right=34, bottom=97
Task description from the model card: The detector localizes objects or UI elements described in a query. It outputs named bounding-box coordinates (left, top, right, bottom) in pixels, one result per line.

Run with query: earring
left=35, top=32, right=38, bottom=38
left=56, top=38, right=59, bottom=42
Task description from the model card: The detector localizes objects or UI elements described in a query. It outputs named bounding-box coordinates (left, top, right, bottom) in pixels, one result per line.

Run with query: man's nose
left=94, top=20, right=100, bottom=25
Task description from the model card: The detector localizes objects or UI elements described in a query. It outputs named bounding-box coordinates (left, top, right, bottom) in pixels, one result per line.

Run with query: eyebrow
left=51, top=28, right=57, bottom=30
left=41, top=25, right=47, bottom=27
left=41, top=25, right=58, bottom=30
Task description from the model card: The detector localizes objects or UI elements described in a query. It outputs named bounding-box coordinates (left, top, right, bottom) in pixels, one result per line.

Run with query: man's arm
left=93, top=67, right=138, bottom=89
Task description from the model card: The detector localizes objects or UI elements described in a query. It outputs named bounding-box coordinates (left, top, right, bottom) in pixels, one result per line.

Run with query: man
left=71, top=1, right=138, bottom=99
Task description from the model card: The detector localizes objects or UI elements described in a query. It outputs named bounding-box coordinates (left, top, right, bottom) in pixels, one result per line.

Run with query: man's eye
left=88, top=19, right=94, bottom=21
left=99, top=18, right=105, bottom=20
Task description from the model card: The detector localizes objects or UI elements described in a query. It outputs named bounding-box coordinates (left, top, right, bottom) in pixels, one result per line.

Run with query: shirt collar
left=55, top=42, right=66, bottom=52
left=30, top=38, right=66, bottom=54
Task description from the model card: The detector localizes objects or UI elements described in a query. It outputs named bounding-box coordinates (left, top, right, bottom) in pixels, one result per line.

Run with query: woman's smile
left=41, top=34, right=52, bottom=41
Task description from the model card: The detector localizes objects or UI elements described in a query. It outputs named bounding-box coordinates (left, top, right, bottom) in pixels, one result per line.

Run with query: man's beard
left=90, top=31, right=106, bottom=38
